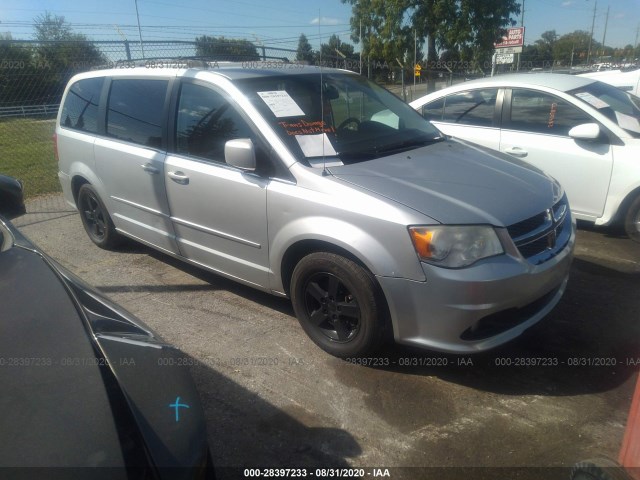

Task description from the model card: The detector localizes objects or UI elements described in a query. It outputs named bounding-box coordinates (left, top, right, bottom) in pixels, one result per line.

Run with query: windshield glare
left=569, top=82, right=640, bottom=138
left=236, top=73, right=443, bottom=165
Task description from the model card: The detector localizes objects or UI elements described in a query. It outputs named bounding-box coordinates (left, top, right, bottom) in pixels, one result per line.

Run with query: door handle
left=141, top=163, right=160, bottom=174
left=168, top=171, right=189, bottom=185
left=503, top=147, right=528, bottom=158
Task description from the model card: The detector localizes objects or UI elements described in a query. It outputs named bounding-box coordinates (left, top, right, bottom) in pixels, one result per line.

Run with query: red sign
left=495, top=27, right=525, bottom=48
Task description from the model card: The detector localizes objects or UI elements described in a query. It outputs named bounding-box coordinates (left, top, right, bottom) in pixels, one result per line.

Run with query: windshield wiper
left=375, top=135, right=444, bottom=155
left=337, top=134, right=444, bottom=163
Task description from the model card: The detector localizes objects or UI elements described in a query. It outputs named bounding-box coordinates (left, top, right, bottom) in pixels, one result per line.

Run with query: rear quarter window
left=60, top=77, right=104, bottom=133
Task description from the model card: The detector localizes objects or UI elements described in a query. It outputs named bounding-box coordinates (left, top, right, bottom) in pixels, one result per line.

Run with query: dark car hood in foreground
left=328, top=139, right=560, bottom=227
left=0, top=220, right=209, bottom=477
left=0, top=246, right=129, bottom=471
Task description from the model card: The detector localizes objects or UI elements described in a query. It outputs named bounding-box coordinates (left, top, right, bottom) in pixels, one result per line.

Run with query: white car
left=410, top=73, right=640, bottom=242
left=579, top=68, right=640, bottom=97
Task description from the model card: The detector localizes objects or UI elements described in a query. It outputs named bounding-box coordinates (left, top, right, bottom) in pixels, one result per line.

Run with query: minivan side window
left=509, top=89, right=592, bottom=136
left=107, top=79, right=168, bottom=148
left=175, top=83, right=255, bottom=163
left=60, top=77, right=104, bottom=133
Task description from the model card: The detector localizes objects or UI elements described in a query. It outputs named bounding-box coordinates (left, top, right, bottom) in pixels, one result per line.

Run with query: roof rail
left=88, top=57, right=309, bottom=72
left=89, top=57, right=216, bottom=71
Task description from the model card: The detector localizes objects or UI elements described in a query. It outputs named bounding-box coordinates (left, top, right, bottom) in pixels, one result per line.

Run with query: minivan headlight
left=408, top=225, right=504, bottom=268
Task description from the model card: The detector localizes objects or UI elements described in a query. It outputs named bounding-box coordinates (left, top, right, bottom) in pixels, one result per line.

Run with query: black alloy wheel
left=77, top=184, right=121, bottom=250
left=291, top=252, right=386, bottom=358
left=302, top=272, right=361, bottom=343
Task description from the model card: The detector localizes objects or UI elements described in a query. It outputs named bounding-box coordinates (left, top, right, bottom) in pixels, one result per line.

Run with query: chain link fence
left=0, top=39, right=470, bottom=197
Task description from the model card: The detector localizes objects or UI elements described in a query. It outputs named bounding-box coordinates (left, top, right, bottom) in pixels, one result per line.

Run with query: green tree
left=195, top=36, right=260, bottom=61
left=296, top=34, right=314, bottom=63
left=530, top=29, right=556, bottom=67
left=0, top=37, right=36, bottom=106
left=344, top=0, right=414, bottom=69
left=31, top=12, right=105, bottom=104
left=343, top=0, right=520, bottom=89
left=33, top=12, right=105, bottom=70
left=33, top=12, right=73, bottom=41
left=317, top=34, right=359, bottom=68
left=552, top=30, right=596, bottom=66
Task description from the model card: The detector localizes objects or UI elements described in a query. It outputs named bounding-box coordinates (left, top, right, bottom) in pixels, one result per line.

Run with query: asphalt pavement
left=13, top=193, right=640, bottom=479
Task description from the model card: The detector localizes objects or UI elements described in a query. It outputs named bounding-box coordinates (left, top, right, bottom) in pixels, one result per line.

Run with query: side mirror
left=225, top=139, right=256, bottom=171
left=568, top=123, right=602, bottom=141
left=0, top=175, right=26, bottom=220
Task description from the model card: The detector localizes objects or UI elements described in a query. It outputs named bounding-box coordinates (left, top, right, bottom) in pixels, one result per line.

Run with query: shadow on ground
left=188, top=360, right=360, bottom=479
left=333, top=255, right=640, bottom=398
left=123, top=236, right=639, bottom=399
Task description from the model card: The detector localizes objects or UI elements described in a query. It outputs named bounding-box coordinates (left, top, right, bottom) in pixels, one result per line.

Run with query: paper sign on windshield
left=615, top=111, right=640, bottom=134
left=295, top=133, right=337, bottom=157
left=257, top=91, right=305, bottom=118
left=575, top=92, right=609, bottom=110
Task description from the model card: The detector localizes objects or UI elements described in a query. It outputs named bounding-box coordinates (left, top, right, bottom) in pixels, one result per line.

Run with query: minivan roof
left=88, top=61, right=353, bottom=81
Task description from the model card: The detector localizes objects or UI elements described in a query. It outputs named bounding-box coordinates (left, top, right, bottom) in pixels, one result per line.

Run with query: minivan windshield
left=236, top=73, right=443, bottom=165
left=569, top=81, right=640, bottom=138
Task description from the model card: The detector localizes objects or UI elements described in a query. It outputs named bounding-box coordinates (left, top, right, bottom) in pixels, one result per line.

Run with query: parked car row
left=580, top=67, right=640, bottom=97
left=6, top=62, right=638, bottom=473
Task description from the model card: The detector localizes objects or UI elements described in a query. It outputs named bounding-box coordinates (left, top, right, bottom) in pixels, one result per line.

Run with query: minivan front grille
left=507, top=195, right=571, bottom=264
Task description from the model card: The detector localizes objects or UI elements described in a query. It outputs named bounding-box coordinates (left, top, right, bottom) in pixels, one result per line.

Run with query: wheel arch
left=615, top=186, right=640, bottom=224
left=271, top=216, right=425, bottom=298
left=280, top=239, right=371, bottom=297
left=285, top=246, right=395, bottom=354
left=66, top=160, right=109, bottom=208
left=71, top=175, right=90, bottom=206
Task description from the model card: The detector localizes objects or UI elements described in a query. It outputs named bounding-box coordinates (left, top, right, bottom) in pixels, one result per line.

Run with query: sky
left=1, top=0, right=639, bottom=51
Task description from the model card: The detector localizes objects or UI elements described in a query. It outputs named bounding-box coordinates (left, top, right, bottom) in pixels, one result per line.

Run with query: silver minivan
left=56, top=63, right=575, bottom=358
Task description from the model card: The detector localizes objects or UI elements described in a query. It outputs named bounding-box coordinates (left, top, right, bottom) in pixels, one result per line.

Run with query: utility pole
left=134, top=0, right=145, bottom=59
left=413, top=29, right=417, bottom=88
left=516, top=0, right=525, bottom=71
left=114, top=25, right=131, bottom=61
left=634, top=23, right=639, bottom=66
left=601, top=5, right=609, bottom=59
left=359, top=19, right=362, bottom=75
left=570, top=44, right=575, bottom=67
left=587, top=0, right=597, bottom=65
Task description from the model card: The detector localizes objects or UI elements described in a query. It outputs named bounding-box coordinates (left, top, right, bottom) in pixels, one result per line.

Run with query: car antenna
left=319, top=10, right=329, bottom=177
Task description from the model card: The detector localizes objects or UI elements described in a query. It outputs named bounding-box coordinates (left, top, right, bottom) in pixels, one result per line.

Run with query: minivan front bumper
left=377, top=223, right=575, bottom=354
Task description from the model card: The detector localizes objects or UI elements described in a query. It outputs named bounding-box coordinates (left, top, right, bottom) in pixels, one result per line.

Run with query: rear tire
left=624, top=195, right=640, bottom=243
left=77, top=184, right=122, bottom=250
left=290, top=252, right=386, bottom=358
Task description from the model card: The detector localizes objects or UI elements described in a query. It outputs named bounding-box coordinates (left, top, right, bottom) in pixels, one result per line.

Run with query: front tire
left=290, top=252, right=386, bottom=358
left=77, top=184, right=122, bottom=250
left=624, top=195, right=640, bottom=243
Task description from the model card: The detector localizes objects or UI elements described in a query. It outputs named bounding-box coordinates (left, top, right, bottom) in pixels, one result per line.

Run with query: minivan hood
left=328, top=139, right=558, bottom=227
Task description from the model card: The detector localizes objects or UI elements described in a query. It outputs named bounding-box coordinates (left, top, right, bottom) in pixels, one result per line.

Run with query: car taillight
left=52, top=132, right=59, bottom=162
